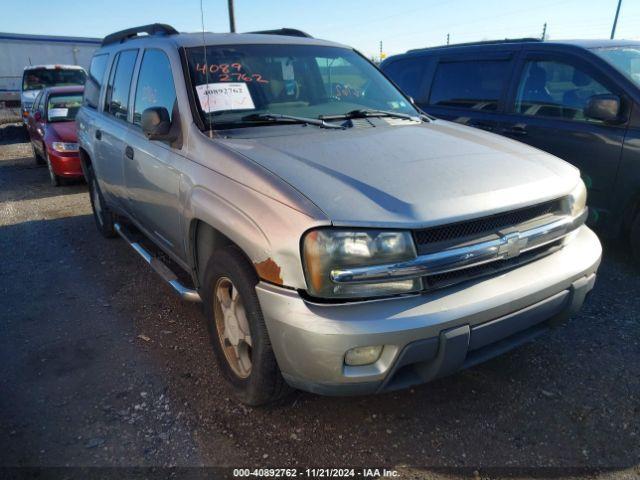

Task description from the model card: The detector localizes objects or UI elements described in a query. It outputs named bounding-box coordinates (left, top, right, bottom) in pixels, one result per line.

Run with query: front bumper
left=257, top=226, right=601, bottom=395
left=47, top=149, right=83, bottom=177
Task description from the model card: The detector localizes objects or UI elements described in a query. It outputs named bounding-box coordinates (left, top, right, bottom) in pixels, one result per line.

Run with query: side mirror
left=584, top=94, right=621, bottom=123
left=141, top=107, right=177, bottom=141
left=33, top=111, right=42, bottom=122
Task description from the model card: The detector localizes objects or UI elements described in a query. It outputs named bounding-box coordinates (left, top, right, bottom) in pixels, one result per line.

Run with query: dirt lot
left=1, top=123, right=639, bottom=478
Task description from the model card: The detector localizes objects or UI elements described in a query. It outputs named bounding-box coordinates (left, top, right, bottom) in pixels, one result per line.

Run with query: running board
left=114, top=223, right=201, bottom=303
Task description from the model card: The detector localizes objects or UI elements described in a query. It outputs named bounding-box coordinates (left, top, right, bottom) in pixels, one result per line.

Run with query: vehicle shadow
left=0, top=123, right=28, bottom=145
left=1, top=207, right=637, bottom=470
left=141, top=234, right=638, bottom=470
left=0, top=154, right=87, bottom=203
left=265, top=244, right=639, bottom=469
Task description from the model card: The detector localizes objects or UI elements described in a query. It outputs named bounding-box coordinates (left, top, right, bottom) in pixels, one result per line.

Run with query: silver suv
left=77, top=24, right=602, bottom=405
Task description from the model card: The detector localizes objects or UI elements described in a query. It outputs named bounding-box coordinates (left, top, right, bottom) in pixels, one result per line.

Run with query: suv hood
left=219, top=120, right=579, bottom=228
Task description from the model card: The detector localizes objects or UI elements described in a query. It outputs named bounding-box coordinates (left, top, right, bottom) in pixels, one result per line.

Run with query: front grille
left=423, top=240, right=563, bottom=291
left=414, top=199, right=563, bottom=248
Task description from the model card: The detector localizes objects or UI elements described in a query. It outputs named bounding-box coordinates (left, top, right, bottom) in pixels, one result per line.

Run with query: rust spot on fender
left=254, top=258, right=283, bottom=285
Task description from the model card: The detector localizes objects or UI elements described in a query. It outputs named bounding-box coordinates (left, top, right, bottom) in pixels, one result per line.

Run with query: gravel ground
left=1, top=123, right=639, bottom=478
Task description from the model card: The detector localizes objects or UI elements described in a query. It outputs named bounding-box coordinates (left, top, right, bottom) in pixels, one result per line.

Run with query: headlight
left=568, top=180, right=587, bottom=217
left=52, top=142, right=79, bottom=153
left=302, top=229, right=422, bottom=299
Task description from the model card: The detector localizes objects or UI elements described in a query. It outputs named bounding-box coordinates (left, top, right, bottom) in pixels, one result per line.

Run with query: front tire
left=87, top=168, right=116, bottom=238
left=32, top=142, right=45, bottom=165
left=44, top=151, right=61, bottom=186
left=202, top=246, right=291, bottom=406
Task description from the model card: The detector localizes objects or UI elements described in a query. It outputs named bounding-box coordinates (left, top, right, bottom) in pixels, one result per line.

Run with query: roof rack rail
left=407, top=37, right=542, bottom=53
left=247, top=28, right=313, bottom=38
left=102, top=23, right=178, bottom=46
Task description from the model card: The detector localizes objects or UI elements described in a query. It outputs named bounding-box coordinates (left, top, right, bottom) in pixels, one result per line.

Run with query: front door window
left=515, top=60, right=612, bottom=122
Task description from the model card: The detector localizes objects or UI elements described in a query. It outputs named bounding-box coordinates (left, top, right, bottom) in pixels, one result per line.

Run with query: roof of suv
left=171, top=31, right=347, bottom=49
left=384, top=38, right=640, bottom=62
left=99, top=24, right=348, bottom=51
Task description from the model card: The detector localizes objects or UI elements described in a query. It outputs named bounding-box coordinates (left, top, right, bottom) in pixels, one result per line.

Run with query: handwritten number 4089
left=195, top=63, right=269, bottom=84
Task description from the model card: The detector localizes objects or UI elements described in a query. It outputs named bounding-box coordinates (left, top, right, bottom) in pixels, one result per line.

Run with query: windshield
left=22, top=68, right=86, bottom=91
left=47, top=93, right=83, bottom=122
left=593, top=46, right=640, bottom=87
left=185, top=44, right=417, bottom=129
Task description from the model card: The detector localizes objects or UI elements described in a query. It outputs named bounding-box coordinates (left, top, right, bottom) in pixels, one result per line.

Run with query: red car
left=27, top=86, right=84, bottom=186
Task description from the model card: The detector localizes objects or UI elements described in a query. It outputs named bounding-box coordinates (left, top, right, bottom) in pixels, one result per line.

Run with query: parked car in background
left=77, top=24, right=601, bottom=405
left=0, top=32, right=99, bottom=110
left=381, top=39, right=640, bottom=262
left=27, top=86, right=84, bottom=185
left=21, top=65, right=86, bottom=124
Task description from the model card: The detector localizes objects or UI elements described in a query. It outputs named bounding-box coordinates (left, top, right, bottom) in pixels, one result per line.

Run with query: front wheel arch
left=191, top=220, right=258, bottom=290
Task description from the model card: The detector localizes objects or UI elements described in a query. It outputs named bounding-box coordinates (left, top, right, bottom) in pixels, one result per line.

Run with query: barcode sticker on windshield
left=196, top=82, right=255, bottom=113
left=48, top=108, right=68, bottom=118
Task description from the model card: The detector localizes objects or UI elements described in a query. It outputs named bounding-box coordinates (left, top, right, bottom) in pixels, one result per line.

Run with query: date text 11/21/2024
left=232, top=468, right=400, bottom=478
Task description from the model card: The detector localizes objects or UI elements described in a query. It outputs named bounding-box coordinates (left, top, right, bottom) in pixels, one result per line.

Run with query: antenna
left=200, top=0, right=213, bottom=137
left=228, top=0, right=236, bottom=33
left=611, top=0, right=622, bottom=39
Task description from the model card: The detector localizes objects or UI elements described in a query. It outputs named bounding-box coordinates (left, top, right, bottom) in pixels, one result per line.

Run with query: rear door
left=27, top=91, right=45, bottom=155
left=501, top=49, right=628, bottom=226
left=92, top=49, right=139, bottom=209
left=420, top=49, right=518, bottom=133
left=124, top=48, right=184, bottom=258
left=78, top=53, right=110, bottom=180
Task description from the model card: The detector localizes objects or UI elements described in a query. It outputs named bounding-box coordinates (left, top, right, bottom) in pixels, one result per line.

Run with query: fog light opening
left=344, top=345, right=383, bottom=366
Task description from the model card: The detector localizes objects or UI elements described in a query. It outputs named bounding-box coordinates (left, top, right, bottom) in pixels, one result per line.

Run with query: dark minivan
left=381, top=39, right=640, bottom=261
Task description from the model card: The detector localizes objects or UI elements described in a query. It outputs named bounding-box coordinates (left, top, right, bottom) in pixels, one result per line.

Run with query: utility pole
left=228, top=0, right=236, bottom=33
left=446, top=33, right=450, bottom=45
left=611, top=0, right=622, bottom=39
left=379, top=41, right=384, bottom=62
left=541, top=22, right=547, bottom=40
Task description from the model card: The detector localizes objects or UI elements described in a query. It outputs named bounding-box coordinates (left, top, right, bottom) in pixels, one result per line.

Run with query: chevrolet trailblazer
left=76, top=24, right=601, bottom=405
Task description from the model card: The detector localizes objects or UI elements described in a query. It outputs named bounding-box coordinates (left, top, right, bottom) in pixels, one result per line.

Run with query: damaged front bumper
left=256, top=225, right=602, bottom=396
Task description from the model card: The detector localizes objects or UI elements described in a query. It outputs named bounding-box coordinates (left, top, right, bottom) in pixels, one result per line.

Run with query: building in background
left=0, top=33, right=100, bottom=110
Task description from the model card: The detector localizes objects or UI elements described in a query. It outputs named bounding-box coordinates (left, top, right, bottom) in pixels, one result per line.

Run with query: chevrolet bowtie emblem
left=498, top=232, right=528, bottom=259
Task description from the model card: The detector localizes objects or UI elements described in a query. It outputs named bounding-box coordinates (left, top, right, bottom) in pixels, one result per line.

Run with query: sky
left=1, top=0, right=638, bottom=58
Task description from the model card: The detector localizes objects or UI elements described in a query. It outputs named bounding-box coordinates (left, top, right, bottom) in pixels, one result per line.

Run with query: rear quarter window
left=84, top=53, right=110, bottom=109
left=429, top=60, right=510, bottom=111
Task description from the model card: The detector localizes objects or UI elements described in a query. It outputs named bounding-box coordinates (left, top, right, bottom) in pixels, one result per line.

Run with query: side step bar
left=114, top=223, right=202, bottom=303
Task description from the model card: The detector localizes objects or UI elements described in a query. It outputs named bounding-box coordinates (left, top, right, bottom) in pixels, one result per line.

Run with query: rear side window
left=133, top=49, right=176, bottom=126
left=429, top=60, right=510, bottom=111
left=84, top=53, right=109, bottom=109
left=104, top=50, right=138, bottom=121
left=382, top=58, right=426, bottom=100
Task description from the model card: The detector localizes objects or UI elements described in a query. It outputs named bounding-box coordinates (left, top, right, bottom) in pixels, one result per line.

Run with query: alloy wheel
left=213, top=277, right=253, bottom=378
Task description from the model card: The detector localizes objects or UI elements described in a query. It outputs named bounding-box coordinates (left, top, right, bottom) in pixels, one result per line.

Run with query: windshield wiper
left=241, top=112, right=343, bottom=129
left=320, top=109, right=422, bottom=121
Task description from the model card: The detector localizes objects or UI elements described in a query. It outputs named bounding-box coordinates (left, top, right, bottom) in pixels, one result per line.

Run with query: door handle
left=503, top=125, right=527, bottom=136
left=95, top=129, right=102, bottom=140
left=125, top=145, right=134, bottom=160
